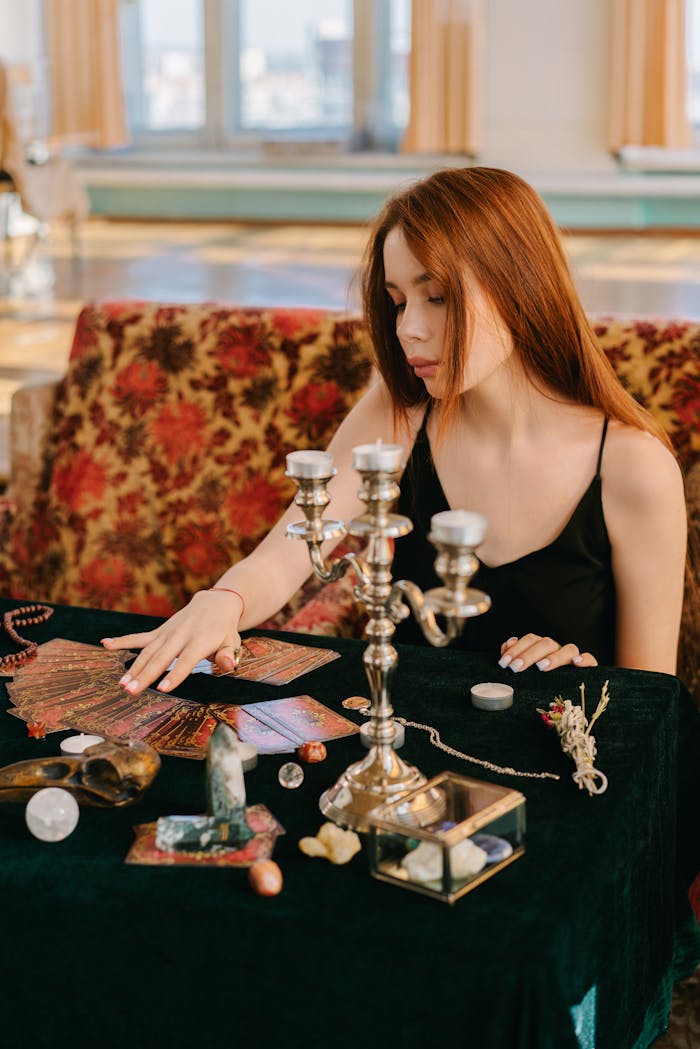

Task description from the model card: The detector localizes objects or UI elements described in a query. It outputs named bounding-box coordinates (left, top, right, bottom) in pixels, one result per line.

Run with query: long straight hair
left=361, top=166, right=671, bottom=448
left=361, top=166, right=700, bottom=689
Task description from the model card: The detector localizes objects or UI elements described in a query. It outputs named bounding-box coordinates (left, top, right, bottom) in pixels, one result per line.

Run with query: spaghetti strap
left=595, top=417, right=609, bottom=476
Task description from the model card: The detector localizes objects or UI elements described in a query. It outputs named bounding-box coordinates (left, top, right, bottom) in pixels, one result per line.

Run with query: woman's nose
left=397, top=301, right=427, bottom=342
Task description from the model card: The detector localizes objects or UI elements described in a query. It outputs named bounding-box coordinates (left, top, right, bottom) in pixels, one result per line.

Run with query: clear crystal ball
left=278, top=762, right=304, bottom=789
left=25, top=787, right=80, bottom=842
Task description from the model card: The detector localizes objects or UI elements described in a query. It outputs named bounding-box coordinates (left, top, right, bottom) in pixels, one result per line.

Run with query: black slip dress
left=391, top=415, right=616, bottom=663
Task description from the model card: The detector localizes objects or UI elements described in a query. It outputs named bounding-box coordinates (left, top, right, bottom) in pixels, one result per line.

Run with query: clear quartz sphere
left=25, top=787, right=80, bottom=842
left=278, top=762, right=304, bottom=789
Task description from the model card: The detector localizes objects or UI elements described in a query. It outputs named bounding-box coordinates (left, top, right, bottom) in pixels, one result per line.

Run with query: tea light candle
left=60, top=733, right=105, bottom=755
left=352, top=439, right=403, bottom=472
left=470, top=682, right=514, bottom=711
left=286, top=450, right=334, bottom=479
left=430, top=509, right=487, bottom=546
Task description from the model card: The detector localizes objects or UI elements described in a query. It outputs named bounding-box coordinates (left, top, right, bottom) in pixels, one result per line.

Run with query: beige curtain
left=609, top=0, right=690, bottom=151
left=402, top=0, right=483, bottom=155
left=44, top=0, right=128, bottom=150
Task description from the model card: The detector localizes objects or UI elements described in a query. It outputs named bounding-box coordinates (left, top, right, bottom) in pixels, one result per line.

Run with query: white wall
left=0, top=0, right=44, bottom=62
left=482, top=0, right=617, bottom=174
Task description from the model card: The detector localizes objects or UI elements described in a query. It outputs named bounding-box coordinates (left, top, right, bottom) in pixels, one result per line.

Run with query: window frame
left=118, top=0, right=408, bottom=151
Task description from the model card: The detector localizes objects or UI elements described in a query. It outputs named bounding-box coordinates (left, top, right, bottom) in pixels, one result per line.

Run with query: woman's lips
left=408, top=357, right=440, bottom=379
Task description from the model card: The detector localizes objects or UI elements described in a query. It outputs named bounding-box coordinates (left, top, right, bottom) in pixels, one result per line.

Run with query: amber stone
left=297, top=740, right=327, bottom=764
left=248, top=859, right=283, bottom=897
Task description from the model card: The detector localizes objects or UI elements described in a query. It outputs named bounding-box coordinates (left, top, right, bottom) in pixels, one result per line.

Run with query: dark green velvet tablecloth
left=0, top=599, right=697, bottom=1049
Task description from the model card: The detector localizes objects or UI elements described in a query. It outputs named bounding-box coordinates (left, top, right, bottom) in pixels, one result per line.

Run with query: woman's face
left=382, top=226, right=514, bottom=397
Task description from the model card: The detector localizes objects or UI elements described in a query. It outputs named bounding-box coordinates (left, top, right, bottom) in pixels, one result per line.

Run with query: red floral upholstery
left=0, top=302, right=372, bottom=618
left=591, top=317, right=700, bottom=469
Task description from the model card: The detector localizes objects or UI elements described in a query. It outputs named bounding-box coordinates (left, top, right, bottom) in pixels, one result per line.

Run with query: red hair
left=361, top=166, right=670, bottom=447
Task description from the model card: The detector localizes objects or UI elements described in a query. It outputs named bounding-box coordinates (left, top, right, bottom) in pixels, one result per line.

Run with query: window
left=690, top=0, right=700, bottom=141
left=118, top=0, right=410, bottom=149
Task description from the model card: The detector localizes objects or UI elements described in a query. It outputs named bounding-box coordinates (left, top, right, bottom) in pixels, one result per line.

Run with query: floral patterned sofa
left=1, top=302, right=699, bottom=694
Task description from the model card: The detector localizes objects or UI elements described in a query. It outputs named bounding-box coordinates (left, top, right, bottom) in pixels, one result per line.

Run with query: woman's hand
left=498, top=634, right=598, bottom=673
left=101, top=590, right=244, bottom=695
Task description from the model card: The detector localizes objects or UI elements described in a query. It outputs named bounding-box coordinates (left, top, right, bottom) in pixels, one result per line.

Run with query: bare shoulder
left=326, top=381, right=425, bottom=462
left=603, top=421, right=684, bottom=508
left=328, top=381, right=425, bottom=452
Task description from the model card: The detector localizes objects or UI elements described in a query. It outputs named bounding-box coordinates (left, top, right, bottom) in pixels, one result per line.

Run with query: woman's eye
left=428, top=296, right=445, bottom=305
left=394, top=301, right=406, bottom=312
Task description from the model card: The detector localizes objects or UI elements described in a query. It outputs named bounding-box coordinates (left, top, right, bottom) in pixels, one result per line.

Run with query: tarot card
left=125, top=804, right=285, bottom=868
left=197, top=635, right=341, bottom=685
left=250, top=695, right=360, bottom=742
left=142, top=703, right=220, bottom=759
left=209, top=703, right=296, bottom=754
left=69, top=690, right=191, bottom=743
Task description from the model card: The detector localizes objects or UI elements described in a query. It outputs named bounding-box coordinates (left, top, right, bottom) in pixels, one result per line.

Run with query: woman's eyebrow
left=385, top=273, right=433, bottom=290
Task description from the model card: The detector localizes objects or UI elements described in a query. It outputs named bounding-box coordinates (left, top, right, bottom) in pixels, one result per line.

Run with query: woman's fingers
left=214, top=641, right=241, bottom=673
left=498, top=634, right=598, bottom=672
left=99, top=590, right=246, bottom=695
left=101, top=630, right=160, bottom=650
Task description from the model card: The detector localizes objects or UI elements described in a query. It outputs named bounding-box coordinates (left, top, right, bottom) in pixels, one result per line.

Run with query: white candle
left=352, top=439, right=403, bottom=472
left=470, top=682, right=514, bottom=711
left=286, top=450, right=334, bottom=479
left=59, top=733, right=105, bottom=755
left=430, top=509, right=487, bottom=546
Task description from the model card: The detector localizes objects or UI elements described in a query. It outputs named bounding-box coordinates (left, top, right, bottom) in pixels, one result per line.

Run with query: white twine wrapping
left=538, top=681, right=610, bottom=796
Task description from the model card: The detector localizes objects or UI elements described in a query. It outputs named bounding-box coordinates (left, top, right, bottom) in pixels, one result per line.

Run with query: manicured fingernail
left=510, top=658, right=524, bottom=672
left=498, top=655, right=512, bottom=669
left=101, top=638, right=112, bottom=645
left=505, top=637, right=517, bottom=647
left=119, top=673, right=131, bottom=686
left=573, top=655, right=583, bottom=665
left=159, top=678, right=171, bottom=692
left=536, top=658, right=551, bottom=670
left=126, top=680, right=140, bottom=694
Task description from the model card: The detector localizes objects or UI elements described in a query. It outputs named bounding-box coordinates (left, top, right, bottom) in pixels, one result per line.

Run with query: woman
left=104, top=167, right=687, bottom=696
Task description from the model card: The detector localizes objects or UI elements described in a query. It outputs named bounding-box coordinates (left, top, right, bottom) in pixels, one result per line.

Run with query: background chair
left=0, top=60, right=89, bottom=296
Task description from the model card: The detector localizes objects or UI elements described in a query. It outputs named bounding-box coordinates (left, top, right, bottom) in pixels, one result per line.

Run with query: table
left=0, top=598, right=698, bottom=1049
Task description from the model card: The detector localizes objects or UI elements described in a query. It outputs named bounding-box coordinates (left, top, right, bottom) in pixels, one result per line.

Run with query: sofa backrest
left=1, top=302, right=373, bottom=615
left=591, top=316, right=700, bottom=470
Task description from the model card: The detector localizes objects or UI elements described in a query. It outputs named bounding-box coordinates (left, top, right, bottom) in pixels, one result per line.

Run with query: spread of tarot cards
left=1, top=637, right=357, bottom=759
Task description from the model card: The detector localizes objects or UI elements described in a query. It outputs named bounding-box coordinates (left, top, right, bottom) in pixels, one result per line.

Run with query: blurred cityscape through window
left=119, top=0, right=410, bottom=147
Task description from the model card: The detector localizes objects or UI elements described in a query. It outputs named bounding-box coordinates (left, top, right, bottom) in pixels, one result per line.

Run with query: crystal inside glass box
left=366, top=772, right=526, bottom=904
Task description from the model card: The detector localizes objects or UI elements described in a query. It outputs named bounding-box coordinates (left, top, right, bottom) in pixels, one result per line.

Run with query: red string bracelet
left=207, top=587, right=245, bottom=619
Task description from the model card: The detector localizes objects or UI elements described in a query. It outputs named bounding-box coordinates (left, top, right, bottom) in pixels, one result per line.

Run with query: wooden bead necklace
left=0, top=604, right=54, bottom=671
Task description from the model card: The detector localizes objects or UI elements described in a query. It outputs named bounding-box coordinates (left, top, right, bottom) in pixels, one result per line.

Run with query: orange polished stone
left=27, top=720, right=47, bottom=739
left=297, top=740, right=327, bottom=764
left=249, top=859, right=283, bottom=897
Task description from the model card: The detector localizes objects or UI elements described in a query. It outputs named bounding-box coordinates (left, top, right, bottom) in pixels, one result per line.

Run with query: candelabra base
left=319, top=746, right=444, bottom=833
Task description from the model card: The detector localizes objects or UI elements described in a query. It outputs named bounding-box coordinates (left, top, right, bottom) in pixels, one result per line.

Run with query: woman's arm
left=603, top=426, right=686, bottom=674
left=495, top=425, right=686, bottom=676
left=103, top=382, right=421, bottom=695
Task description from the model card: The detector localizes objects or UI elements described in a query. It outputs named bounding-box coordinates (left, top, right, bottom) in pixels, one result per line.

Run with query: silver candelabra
left=286, top=442, right=491, bottom=832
